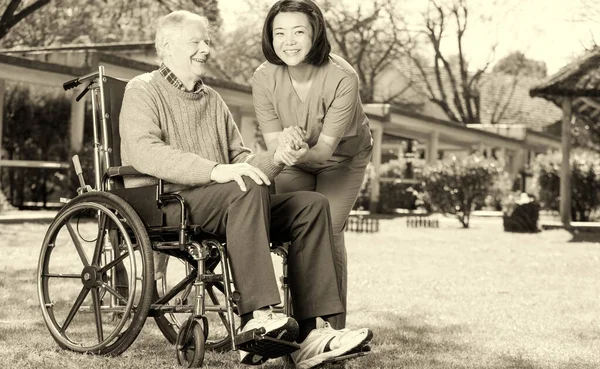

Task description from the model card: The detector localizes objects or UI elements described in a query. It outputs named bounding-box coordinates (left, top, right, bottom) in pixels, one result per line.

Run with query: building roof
left=0, top=41, right=155, bottom=53
left=530, top=48, right=600, bottom=126
left=479, top=73, right=562, bottom=130
left=0, top=43, right=251, bottom=93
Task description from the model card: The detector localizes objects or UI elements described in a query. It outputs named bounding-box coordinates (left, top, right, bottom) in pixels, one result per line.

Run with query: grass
left=1, top=216, right=599, bottom=368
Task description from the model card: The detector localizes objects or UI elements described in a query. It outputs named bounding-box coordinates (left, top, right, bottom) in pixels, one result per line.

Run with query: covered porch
left=530, top=49, right=600, bottom=226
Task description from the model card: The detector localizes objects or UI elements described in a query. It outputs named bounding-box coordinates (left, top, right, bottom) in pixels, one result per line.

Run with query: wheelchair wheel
left=154, top=256, right=235, bottom=352
left=37, top=192, right=154, bottom=355
left=176, top=318, right=205, bottom=368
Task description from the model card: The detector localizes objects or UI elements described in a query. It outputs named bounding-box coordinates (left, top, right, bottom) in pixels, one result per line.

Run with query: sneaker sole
left=239, top=318, right=299, bottom=366
left=294, top=328, right=372, bottom=369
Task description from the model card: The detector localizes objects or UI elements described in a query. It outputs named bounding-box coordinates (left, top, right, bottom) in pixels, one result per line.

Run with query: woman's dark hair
left=261, top=0, right=331, bottom=66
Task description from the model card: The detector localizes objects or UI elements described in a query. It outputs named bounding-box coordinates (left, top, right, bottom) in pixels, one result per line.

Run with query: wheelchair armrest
left=106, top=165, right=142, bottom=177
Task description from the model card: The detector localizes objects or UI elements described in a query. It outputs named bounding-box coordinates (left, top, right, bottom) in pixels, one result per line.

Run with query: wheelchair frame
left=37, top=66, right=294, bottom=367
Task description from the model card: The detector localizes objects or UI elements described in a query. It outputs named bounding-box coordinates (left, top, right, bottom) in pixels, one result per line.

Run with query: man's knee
left=296, top=191, right=330, bottom=214
left=242, top=177, right=270, bottom=198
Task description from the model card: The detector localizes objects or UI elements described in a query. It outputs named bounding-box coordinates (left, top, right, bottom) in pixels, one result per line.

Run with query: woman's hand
left=274, top=142, right=309, bottom=166
left=278, top=126, right=306, bottom=150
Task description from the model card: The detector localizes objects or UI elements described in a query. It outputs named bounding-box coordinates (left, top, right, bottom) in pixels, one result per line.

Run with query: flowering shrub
left=419, top=154, right=504, bottom=228
left=532, top=150, right=600, bottom=221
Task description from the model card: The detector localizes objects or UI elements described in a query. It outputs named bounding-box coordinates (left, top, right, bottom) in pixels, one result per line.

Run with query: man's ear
left=162, top=37, right=172, bottom=56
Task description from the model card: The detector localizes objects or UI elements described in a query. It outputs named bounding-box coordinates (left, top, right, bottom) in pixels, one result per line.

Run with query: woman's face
left=271, top=12, right=313, bottom=67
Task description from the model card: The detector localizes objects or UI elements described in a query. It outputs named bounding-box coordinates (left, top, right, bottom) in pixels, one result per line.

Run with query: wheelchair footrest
left=235, top=328, right=300, bottom=359
left=322, top=344, right=371, bottom=365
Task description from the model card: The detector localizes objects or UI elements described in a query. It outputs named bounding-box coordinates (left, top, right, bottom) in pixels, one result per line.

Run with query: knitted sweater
left=119, top=70, right=282, bottom=190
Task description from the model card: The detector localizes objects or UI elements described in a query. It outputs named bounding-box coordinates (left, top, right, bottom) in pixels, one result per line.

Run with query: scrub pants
left=275, top=146, right=372, bottom=329
left=162, top=178, right=344, bottom=320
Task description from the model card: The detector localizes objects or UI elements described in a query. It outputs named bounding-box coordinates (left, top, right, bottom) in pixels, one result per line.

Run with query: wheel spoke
left=43, top=273, right=81, bottom=279
left=60, top=287, right=90, bottom=334
left=66, top=222, right=90, bottom=267
left=99, top=251, right=129, bottom=274
left=92, top=212, right=108, bottom=266
left=100, top=282, right=128, bottom=305
left=206, top=285, right=231, bottom=334
left=91, top=288, right=104, bottom=342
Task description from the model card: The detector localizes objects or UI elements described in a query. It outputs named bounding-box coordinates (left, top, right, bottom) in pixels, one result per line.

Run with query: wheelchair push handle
left=63, top=71, right=99, bottom=91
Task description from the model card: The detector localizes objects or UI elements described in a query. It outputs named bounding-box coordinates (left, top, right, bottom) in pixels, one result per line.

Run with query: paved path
left=0, top=210, right=58, bottom=224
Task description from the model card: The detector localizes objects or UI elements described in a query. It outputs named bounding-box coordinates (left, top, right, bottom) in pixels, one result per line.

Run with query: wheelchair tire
left=153, top=262, right=233, bottom=352
left=176, top=318, right=205, bottom=368
left=37, top=191, right=154, bottom=356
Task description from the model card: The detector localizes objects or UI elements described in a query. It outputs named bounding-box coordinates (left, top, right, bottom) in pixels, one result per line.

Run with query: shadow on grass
left=568, top=230, right=600, bottom=243
left=308, top=312, right=550, bottom=369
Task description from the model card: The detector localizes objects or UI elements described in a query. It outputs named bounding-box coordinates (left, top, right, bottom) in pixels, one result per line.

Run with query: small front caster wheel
left=176, top=318, right=206, bottom=368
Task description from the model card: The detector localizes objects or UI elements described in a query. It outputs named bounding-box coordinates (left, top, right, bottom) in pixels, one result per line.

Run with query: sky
left=218, top=0, right=600, bottom=75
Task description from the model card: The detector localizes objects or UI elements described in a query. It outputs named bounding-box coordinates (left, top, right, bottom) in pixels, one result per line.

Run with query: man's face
left=272, top=12, right=313, bottom=67
left=165, top=18, right=210, bottom=83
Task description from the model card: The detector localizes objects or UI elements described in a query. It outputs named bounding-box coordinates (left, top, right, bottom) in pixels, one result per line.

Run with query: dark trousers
left=163, top=178, right=344, bottom=320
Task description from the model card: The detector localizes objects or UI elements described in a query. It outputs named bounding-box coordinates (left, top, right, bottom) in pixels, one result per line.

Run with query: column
left=511, top=149, right=525, bottom=176
left=560, top=98, right=572, bottom=226
left=369, top=121, right=383, bottom=213
left=426, top=130, right=439, bottom=164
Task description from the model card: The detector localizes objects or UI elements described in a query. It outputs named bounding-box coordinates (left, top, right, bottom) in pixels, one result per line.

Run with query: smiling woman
left=252, top=0, right=374, bottom=357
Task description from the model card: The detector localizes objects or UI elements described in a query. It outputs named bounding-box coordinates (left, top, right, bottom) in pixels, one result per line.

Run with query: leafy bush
left=532, top=150, right=600, bottom=221
left=379, top=180, right=422, bottom=213
left=419, top=155, right=504, bottom=228
left=1, top=82, right=72, bottom=208
left=353, top=159, right=430, bottom=213
left=483, top=170, right=517, bottom=211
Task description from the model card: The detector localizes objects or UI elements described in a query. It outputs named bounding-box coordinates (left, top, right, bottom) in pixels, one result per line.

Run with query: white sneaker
left=291, top=318, right=372, bottom=369
left=239, top=308, right=299, bottom=365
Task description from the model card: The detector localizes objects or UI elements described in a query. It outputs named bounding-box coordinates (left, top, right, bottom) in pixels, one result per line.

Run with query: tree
left=0, top=0, right=221, bottom=48
left=492, top=51, right=547, bottom=79
left=320, top=0, right=411, bottom=103
left=0, top=0, right=50, bottom=41
left=404, top=0, right=490, bottom=124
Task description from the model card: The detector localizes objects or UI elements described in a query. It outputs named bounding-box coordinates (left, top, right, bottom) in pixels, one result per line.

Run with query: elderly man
left=119, top=10, right=371, bottom=368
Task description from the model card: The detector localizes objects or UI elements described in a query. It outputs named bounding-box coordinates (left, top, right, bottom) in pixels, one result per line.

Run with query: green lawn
left=0, top=216, right=599, bottom=369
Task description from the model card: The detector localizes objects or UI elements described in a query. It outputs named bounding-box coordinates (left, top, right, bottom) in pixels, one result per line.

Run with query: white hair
left=154, top=10, right=209, bottom=62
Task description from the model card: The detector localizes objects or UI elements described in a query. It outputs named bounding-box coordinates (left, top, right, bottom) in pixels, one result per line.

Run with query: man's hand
left=210, top=163, right=270, bottom=191
left=278, top=126, right=306, bottom=150
left=274, top=142, right=309, bottom=166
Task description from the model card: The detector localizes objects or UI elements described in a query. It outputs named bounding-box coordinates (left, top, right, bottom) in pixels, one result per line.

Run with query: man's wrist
left=210, top=164, right=219, bottom=181
left=273, top=150, right=284, bottom=166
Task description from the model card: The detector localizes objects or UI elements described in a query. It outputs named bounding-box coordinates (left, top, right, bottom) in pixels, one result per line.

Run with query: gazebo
left=530, top=49, right=600, bottom=226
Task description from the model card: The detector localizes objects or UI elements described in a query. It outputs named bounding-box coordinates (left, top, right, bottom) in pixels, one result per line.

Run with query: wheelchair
left=36, top=66, right=297, bottom=367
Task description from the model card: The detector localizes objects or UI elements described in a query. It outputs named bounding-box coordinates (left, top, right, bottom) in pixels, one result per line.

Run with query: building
left=0, top=43, right=562, bottom=211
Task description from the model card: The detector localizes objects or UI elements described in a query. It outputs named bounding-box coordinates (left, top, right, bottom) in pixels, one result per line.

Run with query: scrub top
left=252, top=53, right=373, bottom=166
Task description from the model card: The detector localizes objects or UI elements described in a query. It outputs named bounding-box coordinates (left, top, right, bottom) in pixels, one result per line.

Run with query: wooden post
left=0, top=79, right=5, bottom=164
left=560, top=98, right=572, bottom=226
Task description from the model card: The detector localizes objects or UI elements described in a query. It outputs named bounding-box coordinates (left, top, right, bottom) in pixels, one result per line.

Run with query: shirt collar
left=159, top=64, right=204, bottom=93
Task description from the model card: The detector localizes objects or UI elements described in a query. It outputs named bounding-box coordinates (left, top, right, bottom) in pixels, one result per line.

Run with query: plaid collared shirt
left=158, top=64, right=204, bottom=93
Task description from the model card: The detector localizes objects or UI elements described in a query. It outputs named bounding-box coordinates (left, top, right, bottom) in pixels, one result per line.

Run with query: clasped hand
left=275, top=126, right=309, bottom=166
